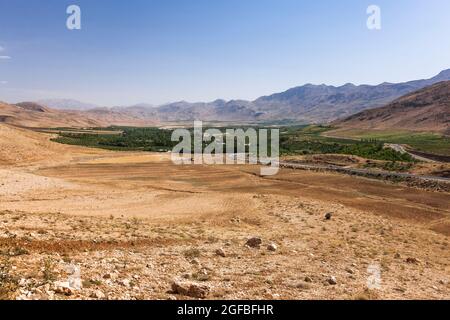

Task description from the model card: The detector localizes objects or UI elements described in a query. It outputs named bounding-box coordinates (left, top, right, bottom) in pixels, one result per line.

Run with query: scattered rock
left=53, top=281, right=74, bottom=296
left=267, top=243, right=278, bottom=252
left=394, top=253, right=401, bottom=259
left=327, top=276, right=337, bottom=285
left=325, top=212, right=332, bottom=220
left=304, top=276, right=313, bottom=283
left=345, top=267, right=354, bottom=274
left=405, top=257, right=420, bottom=264
left=193, top=269, right=210, bottom=282
left=215, top=248, right=226, bottom=257
left=120, top=279, right=131, bottom=287
left=230, top=217, right=241, bottom=223
left=18, top=278, right=27, bottom=287
left=91, top=290, right=106, bottom=299
left=246, top=237, right=262, bottom=248
left=171, top=280, right=210, bottom=299
left=296, top=281, right=311, bottom=290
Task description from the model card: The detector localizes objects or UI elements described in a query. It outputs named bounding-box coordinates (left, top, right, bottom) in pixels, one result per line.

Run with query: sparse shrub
left=0, top=257, right=18, bottom=300
left=42, top=258, right=57, bottom=282
left=183, top=248, right=201, bottom=259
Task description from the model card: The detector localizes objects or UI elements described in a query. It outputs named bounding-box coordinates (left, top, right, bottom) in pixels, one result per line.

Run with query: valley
left=0, top=120, right=449, bottom=300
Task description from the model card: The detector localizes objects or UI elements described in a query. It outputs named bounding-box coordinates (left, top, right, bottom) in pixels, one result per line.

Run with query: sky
left=1, top=0, right=450, bottom=106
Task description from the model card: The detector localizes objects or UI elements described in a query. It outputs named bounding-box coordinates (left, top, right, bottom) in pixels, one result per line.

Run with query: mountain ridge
left=333, top=81, right=450, bottom=134
left=26, top=68, right=450, bottom=124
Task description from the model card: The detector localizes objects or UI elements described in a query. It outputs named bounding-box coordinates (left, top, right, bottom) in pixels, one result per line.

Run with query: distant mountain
left=33, top=68, right=450, bottom=124
left=37, top=99, right=101, bottom=111
left=113, top=68, right=450, bottom=123
left=251, top=69, right=450, bottom=123
left=0, top=101, right=101, bottom=127
left=15, top=102, right=50, bottom=113
left=334, top=81, right=450, bottom=134
left=0, top=101, right=158, bottom=128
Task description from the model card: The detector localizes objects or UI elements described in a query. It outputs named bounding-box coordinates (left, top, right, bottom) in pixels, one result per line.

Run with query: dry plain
left=0, top=125, right=449, bottom=300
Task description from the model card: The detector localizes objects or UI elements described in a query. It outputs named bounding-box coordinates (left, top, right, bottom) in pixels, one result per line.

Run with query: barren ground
left=0, top=129, right=449, bottom=300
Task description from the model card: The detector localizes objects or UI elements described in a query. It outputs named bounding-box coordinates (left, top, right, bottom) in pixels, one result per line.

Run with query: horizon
left=1, top=0, right=450, bottom=106
left=8, top=67, right=450, bottom=108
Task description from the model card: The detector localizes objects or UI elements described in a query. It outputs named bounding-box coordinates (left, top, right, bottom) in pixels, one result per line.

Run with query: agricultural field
left=51, top=125, right=416, bottom=162
left=325, top=129, right=450, bottom=157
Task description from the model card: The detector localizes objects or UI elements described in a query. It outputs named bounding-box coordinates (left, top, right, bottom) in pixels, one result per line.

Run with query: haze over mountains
left=0, top=101, right=157, bottom=128
left=1, top=69, right=449, bottom=128
left=33, top=69, right=450, bottom=124
left=334, top=81, right=450, bottom=134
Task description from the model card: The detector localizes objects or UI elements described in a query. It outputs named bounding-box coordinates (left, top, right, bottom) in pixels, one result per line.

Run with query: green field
left=52, top=125, right=415, bottom=162
left=325, top=129, right=450, bottom=156
left=279, top=126, right=415, bottom=162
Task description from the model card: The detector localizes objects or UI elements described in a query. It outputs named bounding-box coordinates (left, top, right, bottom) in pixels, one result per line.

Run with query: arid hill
left=0, top=101, right=158, bottom=128
left=333, top=81, right=450, bottom=134
left=0, top=101, right=101, bottom=128
left=0, top=123, right=69, bottom=165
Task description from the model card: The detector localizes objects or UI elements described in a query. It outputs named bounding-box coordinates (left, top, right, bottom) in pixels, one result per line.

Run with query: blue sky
left=1, top=0, right=450, bottom=106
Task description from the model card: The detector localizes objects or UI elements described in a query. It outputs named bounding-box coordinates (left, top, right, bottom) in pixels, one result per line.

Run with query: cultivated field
left=1, top=128, right=449, bottom=300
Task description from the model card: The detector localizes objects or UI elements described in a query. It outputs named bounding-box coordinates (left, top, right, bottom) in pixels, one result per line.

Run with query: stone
left=345, top=267, right=354, bottom=274
left=171, top=280, right=210, bottom=299
left=215, top=248, right=226, bottom=257
left=91, top=290, right=106, bottom=299
left=53, top=281, right=74, bottom=296
left=246, top=237, right=262, bottom=248
left=120, top=279, right=131, bottom=287
left=325, top=212, right=332, bottom=220
left=405, top=257, right=420, bottom=264
left=304, top=276, right=313, bottom=283
left=327, top=276, right=337, bottom=285
left=296, top=281, right=311, bottom=290
left=267, top=243, right=278, bottom=252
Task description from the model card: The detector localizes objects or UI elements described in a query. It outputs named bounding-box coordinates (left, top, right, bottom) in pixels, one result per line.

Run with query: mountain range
left=334, top=81, right=450, bottom=134
left=35, top=69, right=450, bottom=124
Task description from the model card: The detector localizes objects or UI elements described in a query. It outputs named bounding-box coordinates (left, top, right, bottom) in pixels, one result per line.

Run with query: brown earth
left=0, top=102, right=158, bottom=128
left=0, top=126, right=449, bottom=300
left=334, top=81, right=450, bottom=134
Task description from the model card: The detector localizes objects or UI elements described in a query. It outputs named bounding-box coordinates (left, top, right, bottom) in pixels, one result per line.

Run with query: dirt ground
left=0, top=136, right=449, bottom=300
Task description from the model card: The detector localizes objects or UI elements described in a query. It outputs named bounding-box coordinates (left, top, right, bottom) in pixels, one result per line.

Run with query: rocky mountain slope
left=333, top=81, right=450, bottom=134
left=112, top=69, right=450, bottom=123
left=0, top=101, right=158, bottom=128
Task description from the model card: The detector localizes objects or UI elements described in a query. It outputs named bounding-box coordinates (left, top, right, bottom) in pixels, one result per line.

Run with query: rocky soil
left=1, top=192, right=448, bottom=300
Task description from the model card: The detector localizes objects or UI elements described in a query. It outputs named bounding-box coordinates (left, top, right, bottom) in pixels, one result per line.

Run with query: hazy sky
left=1, top=0, right=450, bottom=106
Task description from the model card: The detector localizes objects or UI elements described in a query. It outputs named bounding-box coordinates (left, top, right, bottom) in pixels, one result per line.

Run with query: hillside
left=0, top=124, right=72, bottom=165
left=110, top=69, right=450, bottom=123
left=0, top=101, right=158, bottom=128
left=333, top=81, right=450, bottom=134
left=0, top=101, right=102, bottom=128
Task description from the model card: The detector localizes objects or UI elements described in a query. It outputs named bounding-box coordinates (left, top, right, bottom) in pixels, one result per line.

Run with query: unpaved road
left=385, top=144, right=436, bottom=163
left=277, top=160, right=450, bottom=184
